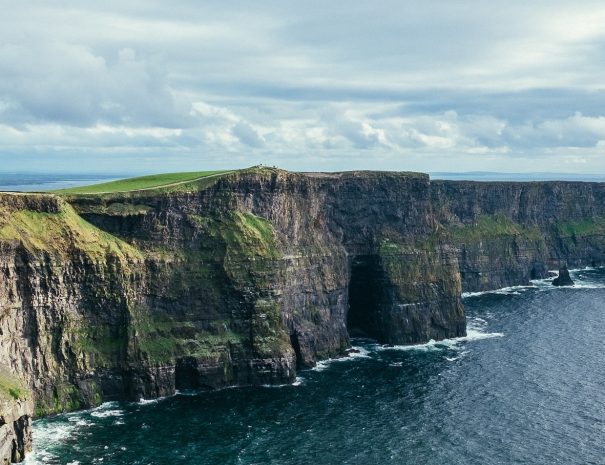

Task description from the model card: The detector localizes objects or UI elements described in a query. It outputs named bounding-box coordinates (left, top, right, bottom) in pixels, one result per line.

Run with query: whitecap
left=463, top=267, right=605, bottom=298
left=462, top=285, right=532, bottom=298
left=90, top=409, right=123, bottom=418
left=70, top=419, right=93, bottom=427
left=92, top=401, right=120, bottom=411
left=23, top=420, right=80, bottom=464
left=469, top=317, right=488, bottom=326
left=310, top=345, right=372, bottom=371
left=376, top=329, right=503, bottom=353
left=174, top=389, right=198, bottom=396
left=262, top=376, right=305, bottom=388
left=137, top=396, right=164, bottom=405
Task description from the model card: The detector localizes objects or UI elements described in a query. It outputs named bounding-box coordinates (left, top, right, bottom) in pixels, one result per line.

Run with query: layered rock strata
left=2, top=168, right=605, bottom=462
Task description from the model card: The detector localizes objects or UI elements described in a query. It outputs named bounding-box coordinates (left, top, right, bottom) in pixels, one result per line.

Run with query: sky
left=2, top=0, right=605, bottom=174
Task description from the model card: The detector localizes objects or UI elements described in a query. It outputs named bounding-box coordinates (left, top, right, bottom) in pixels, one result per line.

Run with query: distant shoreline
left=0, top=174, right=128, bottom=192
left=430, top=172, right=605, bottom=182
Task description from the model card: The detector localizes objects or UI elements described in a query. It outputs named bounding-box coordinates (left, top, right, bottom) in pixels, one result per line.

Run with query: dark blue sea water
left=25, top=269, right=605, bottom=465
left=0, top=173, right=125, bottom=192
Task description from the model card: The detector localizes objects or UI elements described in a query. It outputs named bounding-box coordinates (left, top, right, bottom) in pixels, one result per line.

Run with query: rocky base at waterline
left=553, top=265, right=575, bottom=286
left=0, top=394, right=32, bottom=464
left=2, top=167, right=605, bottom=462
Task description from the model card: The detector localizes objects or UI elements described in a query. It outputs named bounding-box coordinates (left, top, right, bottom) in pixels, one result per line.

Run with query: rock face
left=1, top=168, right=605, bottom=462
left=0, top=397, right=32, bottom=464
left=431, top=180, right=605, bottom=291
left=552, top=265, right=574, bottom=286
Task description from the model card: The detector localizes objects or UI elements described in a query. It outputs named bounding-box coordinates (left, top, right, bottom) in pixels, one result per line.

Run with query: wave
left=311, top=345, right=372, bottom=372
left=462, top=285, right=531, bottom=298
left=375, top=329, right=503, bottom=353
left=137, top=396, right=168, bottom=405
left=261, top=376, right=305, bottom=388
left=24, top=416, right=82, bottom=465
left=463, top=267, right=605, bottom=298
left=90, top=401, right=125, bottom=418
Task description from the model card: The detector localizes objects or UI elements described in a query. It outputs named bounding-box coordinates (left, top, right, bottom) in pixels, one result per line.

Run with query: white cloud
left=2, top=1, right=605, bottom=172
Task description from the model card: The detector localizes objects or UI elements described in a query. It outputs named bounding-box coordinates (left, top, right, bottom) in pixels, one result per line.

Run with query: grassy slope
left=54, top=170, right=232, bottom=194
left=0, top=198, right=141, bottom=259
left=0, top=367, right=29, bottom=402
left=53, top=167, right=426, bottom=196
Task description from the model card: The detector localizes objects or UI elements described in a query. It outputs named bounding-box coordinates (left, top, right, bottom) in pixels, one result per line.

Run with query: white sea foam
left=311, top=345, right=372, bottom=371
left=67, top=415, right=93, bottom=427
left=463, top=267, right=605, bottom=298
left=137, top=396, right=166, bottom=405
left=23, top=419, right=80, bottom=465
left=92, top=401, right=120, bottom=411
left=262, top=376, right=306, bottom=388
left=469, top=317, right=488, bottom=327
left=174, top=389, right=198, bottom=396
left=530, top=268, right=605, bottom=290
left=90, top=409, right=123, bottom=418
left=376, top=328, right=503, bottom=353
left=462, top=285, right=532, bottom=298
left=90, top=403, right=124, bottom=418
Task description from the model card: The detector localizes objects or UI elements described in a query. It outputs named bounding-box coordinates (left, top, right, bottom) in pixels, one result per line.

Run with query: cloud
left=2, top=1, right=605, bottom=173
left=232, top=121, right=265, bottom=148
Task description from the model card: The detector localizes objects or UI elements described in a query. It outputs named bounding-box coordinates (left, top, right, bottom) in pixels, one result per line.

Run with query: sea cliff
left=1, top=167, right=604, bottom=463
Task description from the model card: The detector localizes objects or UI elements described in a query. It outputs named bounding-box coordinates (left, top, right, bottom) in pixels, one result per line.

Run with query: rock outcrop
left=0, top=369, right=32, bottom=464
left=552, top=265, right=574, bottom=286
left=1, top=167, right=605, bottom=462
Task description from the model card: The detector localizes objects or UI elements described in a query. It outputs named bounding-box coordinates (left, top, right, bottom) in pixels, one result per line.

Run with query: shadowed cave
left=347, top=256, right=389, bottom=342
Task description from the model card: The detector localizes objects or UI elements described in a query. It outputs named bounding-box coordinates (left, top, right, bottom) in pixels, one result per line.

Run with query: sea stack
left=552, top=264, right=574, bottom=286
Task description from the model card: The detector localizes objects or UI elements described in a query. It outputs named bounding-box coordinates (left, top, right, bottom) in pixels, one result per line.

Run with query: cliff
left=1, top=167, right=604, bottom=463
left=431, top=181, right=605, bottom=291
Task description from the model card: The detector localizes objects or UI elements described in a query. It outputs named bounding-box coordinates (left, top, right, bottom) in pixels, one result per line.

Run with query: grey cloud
left=232, top=121, right=265, bottom=148
left=2, top=1, right=605, bottom=173
left=0, top=43, right=193, bottom=128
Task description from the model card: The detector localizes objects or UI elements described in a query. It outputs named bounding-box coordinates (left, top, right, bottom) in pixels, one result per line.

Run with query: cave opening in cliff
left=175, top=357, right=208, bottom=391
left=347, top=256, right=386, bottom=341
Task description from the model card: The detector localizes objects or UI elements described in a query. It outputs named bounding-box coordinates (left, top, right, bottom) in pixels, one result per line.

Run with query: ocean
left=0, top=173, right=125, bottom=192
left=24, top=268, right=605, bottom=465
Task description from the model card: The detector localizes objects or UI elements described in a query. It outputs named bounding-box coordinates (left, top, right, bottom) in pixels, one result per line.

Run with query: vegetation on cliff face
left=0, top=368, right=29, bottom=402
left=445, top=215, right=543, bottom=242
left=122, top=209, right=288, bottom=366
left=0, top=195, right=142, bottom=260
left=555, top=217, right=605, bottom=238
left=132, top=311, right=246, bottom=363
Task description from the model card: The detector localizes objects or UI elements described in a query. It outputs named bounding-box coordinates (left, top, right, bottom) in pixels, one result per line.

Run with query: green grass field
left=54, top=171, right=232, bottom=194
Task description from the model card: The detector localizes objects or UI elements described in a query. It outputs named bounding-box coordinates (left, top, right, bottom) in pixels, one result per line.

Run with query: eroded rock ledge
left=1, top=168, right=605, bottom=462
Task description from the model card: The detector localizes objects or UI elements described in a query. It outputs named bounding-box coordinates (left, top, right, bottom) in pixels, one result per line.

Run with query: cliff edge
left=1, top=167, right=605, bottom=462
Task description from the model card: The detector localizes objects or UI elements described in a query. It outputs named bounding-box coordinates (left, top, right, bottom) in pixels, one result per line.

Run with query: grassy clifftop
left=54, top=170, right=232, bottom=195
left=52, top=166, right=428, bottom=198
